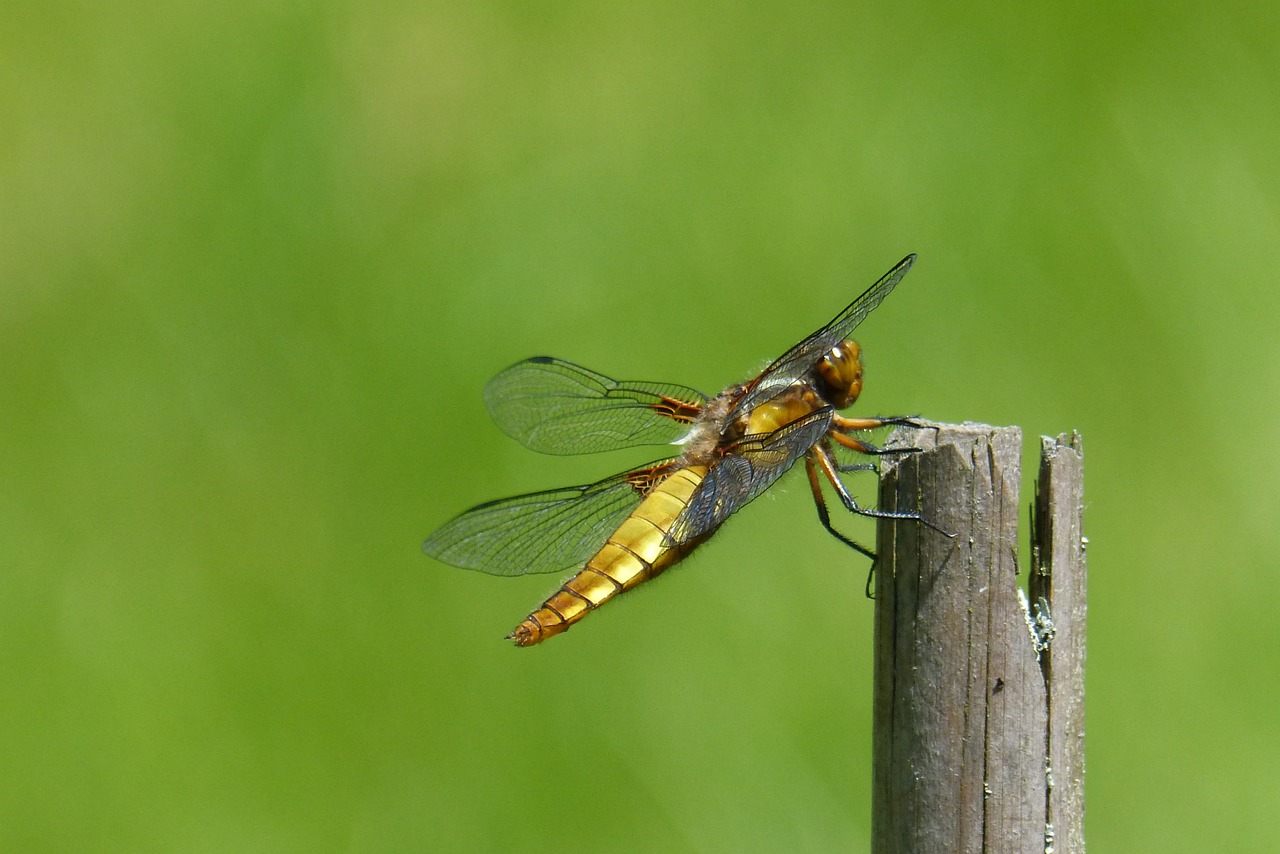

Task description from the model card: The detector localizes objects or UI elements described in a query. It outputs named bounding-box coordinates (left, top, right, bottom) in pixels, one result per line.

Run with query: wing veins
left=484, top=357, right=707, bottom=455
left=422, top=462, right=674, bottom=577
left=729, top=254, right=915, bottom=419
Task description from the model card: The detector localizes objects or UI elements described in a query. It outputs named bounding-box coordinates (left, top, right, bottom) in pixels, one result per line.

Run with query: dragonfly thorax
left=678, top=390, right=739, bottom=463
left=815, top=339, right=863, bottom=410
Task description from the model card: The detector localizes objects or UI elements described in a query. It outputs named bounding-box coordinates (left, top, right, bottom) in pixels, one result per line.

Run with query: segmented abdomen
left=508, top=465, right=709, bottom=647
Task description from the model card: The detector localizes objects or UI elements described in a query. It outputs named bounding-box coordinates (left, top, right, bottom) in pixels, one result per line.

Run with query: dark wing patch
left=484, top=357, right=708, bottom=455
left=729, top=254, right=915, bottom=420
left=422, top=463, right=674, bottom=576
left=667, top=408, right=836, bottom=544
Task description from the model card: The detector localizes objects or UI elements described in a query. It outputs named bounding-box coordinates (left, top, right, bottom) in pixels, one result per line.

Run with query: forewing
left=667, top=408, right=835, bottom=544
left=729, top=254, right=915, bottom=420
left=422, top=463, right=673, bottom=576
left=484, top=357, right=708, bottom=455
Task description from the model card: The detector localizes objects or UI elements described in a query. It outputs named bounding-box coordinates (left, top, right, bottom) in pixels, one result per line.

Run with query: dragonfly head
left=816, top=339, right=863, bottom=409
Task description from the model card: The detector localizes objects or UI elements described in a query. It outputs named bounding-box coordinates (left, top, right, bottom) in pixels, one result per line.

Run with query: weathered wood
left=1031, top=432, right=1087, bottom=854
left=871, top=422, right=1085, bottom=853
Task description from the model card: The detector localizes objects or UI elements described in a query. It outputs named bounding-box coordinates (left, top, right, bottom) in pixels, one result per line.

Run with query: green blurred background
left=4, top=2, right=1277, bottom=851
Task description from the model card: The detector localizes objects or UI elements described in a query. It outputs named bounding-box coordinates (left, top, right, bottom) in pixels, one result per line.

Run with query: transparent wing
left=483, top=357, right=708, bottom=455
left=422, top=462, right=675, bottom=576
left=729, top=254, right=915, bottom=420
left=667, top=408, right=836, bottom=544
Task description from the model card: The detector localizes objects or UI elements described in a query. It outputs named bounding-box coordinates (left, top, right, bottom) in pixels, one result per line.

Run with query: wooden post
left=871, top=423, right=1086, bottom=853
left=1031, top=432, right=1087, bottom=853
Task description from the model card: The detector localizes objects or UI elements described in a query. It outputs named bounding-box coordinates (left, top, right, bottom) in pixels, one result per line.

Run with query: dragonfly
left=423, top=254, right=931, bottom=646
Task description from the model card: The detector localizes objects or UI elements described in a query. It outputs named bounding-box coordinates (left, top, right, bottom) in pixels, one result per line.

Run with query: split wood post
left=871, top=423, right=1086, bottom=854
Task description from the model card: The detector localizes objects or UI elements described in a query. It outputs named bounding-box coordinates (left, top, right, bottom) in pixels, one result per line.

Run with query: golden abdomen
left=508, top=465, right=708, bottom=647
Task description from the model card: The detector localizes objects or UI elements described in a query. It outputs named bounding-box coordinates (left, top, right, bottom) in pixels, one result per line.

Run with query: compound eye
left=817, top=341, right=863, bottom=409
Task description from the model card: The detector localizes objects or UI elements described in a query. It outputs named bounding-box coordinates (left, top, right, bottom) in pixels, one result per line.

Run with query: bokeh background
left=4, top=2, right=1277, bottom=851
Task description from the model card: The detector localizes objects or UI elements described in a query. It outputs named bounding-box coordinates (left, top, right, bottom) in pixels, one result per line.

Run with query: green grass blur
left=4, top=2, right=1278, bottom=851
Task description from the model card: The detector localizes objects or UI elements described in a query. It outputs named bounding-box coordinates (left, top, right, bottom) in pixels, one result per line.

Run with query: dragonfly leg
left=830, top=430, right=926, bottom=457
left=805, top=453, right=876, bottom=562
left=812, top=444, right=957, bottom=596
left=831, top=414, right=922, bottom=432
left=817, top=446, right=952, bottom=535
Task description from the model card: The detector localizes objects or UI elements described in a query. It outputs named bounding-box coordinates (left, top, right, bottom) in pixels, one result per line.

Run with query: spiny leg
left=813, top=443, right=930, bottom=524
left=831, top=415, right=942, bottom=463
left=817, top=444, right=954, bottom=538
left=830, top=429, right=927, bottom=458
left=831, top=414, right=923, bottom=432
left=804, top=452, right=876, bottom=561
left=812, top=443, right=955, bottom=597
